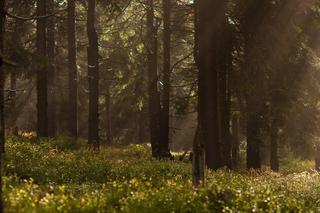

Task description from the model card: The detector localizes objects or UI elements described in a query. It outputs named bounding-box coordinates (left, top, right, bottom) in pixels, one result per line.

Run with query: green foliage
left=4, top=137, right=320, bottom=212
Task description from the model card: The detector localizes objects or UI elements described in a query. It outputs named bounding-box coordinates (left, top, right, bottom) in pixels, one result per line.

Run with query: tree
left=146, top=0, right=161, bottom=157
left=231, top=114, right=240, bottom=168
left=47, top=0, right=56, bottom=136
left=159, top=0, right=171, bottom=157
left=87, top=0, right=100, bottom=148
left=219, top=23, right=233, bottom=168
left=240, top=0, right=273, bottom=169
left=36, top=0, right=48, bottom=137
left=67, top=0, right=78, bottom=138
left=197, top=0, right=227, bottom=170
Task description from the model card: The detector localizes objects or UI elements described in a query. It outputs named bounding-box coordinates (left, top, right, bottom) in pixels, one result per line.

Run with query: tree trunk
left=159, top=0, right=171, bottom=158
left=219, top=24, right=232, bottom=168
left=241, top=0, right=271, bottom=170
left=47, top=0, right=56, bottom=137
left=67, top=0, right=78, bottom=138
left=192, top=0, right=205, bottom=187
left=105, top=79, right=111, bottom=144
left=36, top=0, right=48, bottom=137
left=87, top=0, right=100, bottom=148
left=146, top=0, right=161, bottom=158
left=231, top=115, right=240, bottom=169
left=246, top=98, right=262, bottom=169
left=270, top=118, right=279, bottom=171
left=192, top=126, right=205, bottom=187
left=198, top=0, right=227, bottom=170
left=0, top=1, right=5, bottom=211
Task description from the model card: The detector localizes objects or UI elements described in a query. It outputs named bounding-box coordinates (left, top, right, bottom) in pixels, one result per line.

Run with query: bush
left=4, top=136, right=320, bottom=212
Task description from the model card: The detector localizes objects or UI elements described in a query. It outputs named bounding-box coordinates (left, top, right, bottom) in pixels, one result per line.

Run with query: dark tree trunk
left=87, top=0, right=99, bottom=148
left=159, top=0, right=171, bottom=157
left=241, top=0, right=271, bottom=170
left=192, top=126, right=205, bottom=187
left=231, top=115, right=240, bottom=169
left=105, top=80, right=111, bottom=144
left=67, top=0, right=78, bottom=138
left=219, top=24, right=233, bottom=168
left=36, top=0, right=48, bottom=137
left=198, top=0, right=227, bottom=170
left=47, top=0, right=56, bottom=137
left=0, top=1, right=5, bottom=211
left=9, top=72, right=16, bottom=102
left=192, top=0, right=205, bottom=187
left=270, top=118, right=279, bottom=171
left=246, top=98, right=262, bottom=169
left=146, top=0, right=161, bottom=157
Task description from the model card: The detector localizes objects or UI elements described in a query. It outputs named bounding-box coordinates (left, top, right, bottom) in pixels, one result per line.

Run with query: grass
left=3, top=136, right=320, bottom=212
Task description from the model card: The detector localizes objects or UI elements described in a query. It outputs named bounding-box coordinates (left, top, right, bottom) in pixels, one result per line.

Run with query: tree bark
left=36, top=0, right=48, bottom=137
left=219, top=24, right=233, bottom=168
left=231, top=115, right=240, bottom=169
left=67, top=0, right=78, bottom=138
left=198, top=0, right=227, bottom=170
left=246, top=99, right=262, bottom=169
left=105, top=79, right=111, bottom=144
left=146, top=0, right=161, bottom=158
left=87, top=0, right=99, bottom=148
left=192, top=126, right=205, bottom=187
left=192, top=0, right=205, bottom=187
left=159, top=0, right=171, bottom=158
left=47, top=0, right=56, bottom=137
left=270, top=117, right=280, bottom=171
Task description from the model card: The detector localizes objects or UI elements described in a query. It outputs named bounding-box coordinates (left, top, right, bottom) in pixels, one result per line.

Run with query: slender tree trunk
left=47, top=0, right=56, bottom=136
left=9, top=70, right=16, bottom=116
left=231, top=115, right=240, bottom=168
left=193, top=0, right=205, bottom=186
left=67, top=0, right=78, bottom=138
left=87, top=0, right=99, bottom=148
left=159, top=0, right=171, bottom=157
left=270, top=118, right=279, bottom=171
left=36, top=0, right=48, bottom=137
left=146, top=0, right=161, bottom=157
left=105, top=79, right=111, bottom=144
left=192, top=126, right=205, bottom=187
left=219, top=24, right=232, bottom=168
left=0, top=1, right=5, bottom=211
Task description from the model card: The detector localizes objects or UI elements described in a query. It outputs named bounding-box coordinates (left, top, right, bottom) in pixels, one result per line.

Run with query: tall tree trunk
left=47, top=0, right=56, bottom=137
left=219, top=24, right=232, bottom=168
left=67, top=0, right=78, bottom=138
left=0, top=1, right=5, bottom=211
left=146, top=0, right=161, bottom=158
left=192, top=0, right=205, bottom=187
left=36, top=0, right=48, bottom=137
left=231, top=115, right=240, bottom=168
left=105, top=79, right=111, bottom=144
left=270, top=118, right=279, bottom=171
left=159, top=0, right=171, bottom=157
left=192, top=126, right=205, bottom=187
left=198, top=0, right=227, bottom=170
left=87, top=0, right=99, bottom=148
left=246, top=98, right=262, bottom=169
left=241, top=0, right=271, bottom=169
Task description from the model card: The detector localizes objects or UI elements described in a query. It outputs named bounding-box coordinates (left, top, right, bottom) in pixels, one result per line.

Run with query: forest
left=0, top=0, right=320, bottom=212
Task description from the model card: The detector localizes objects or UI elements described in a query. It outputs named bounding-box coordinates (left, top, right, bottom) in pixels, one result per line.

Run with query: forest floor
left=3, top=136, right=320, bottom=212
